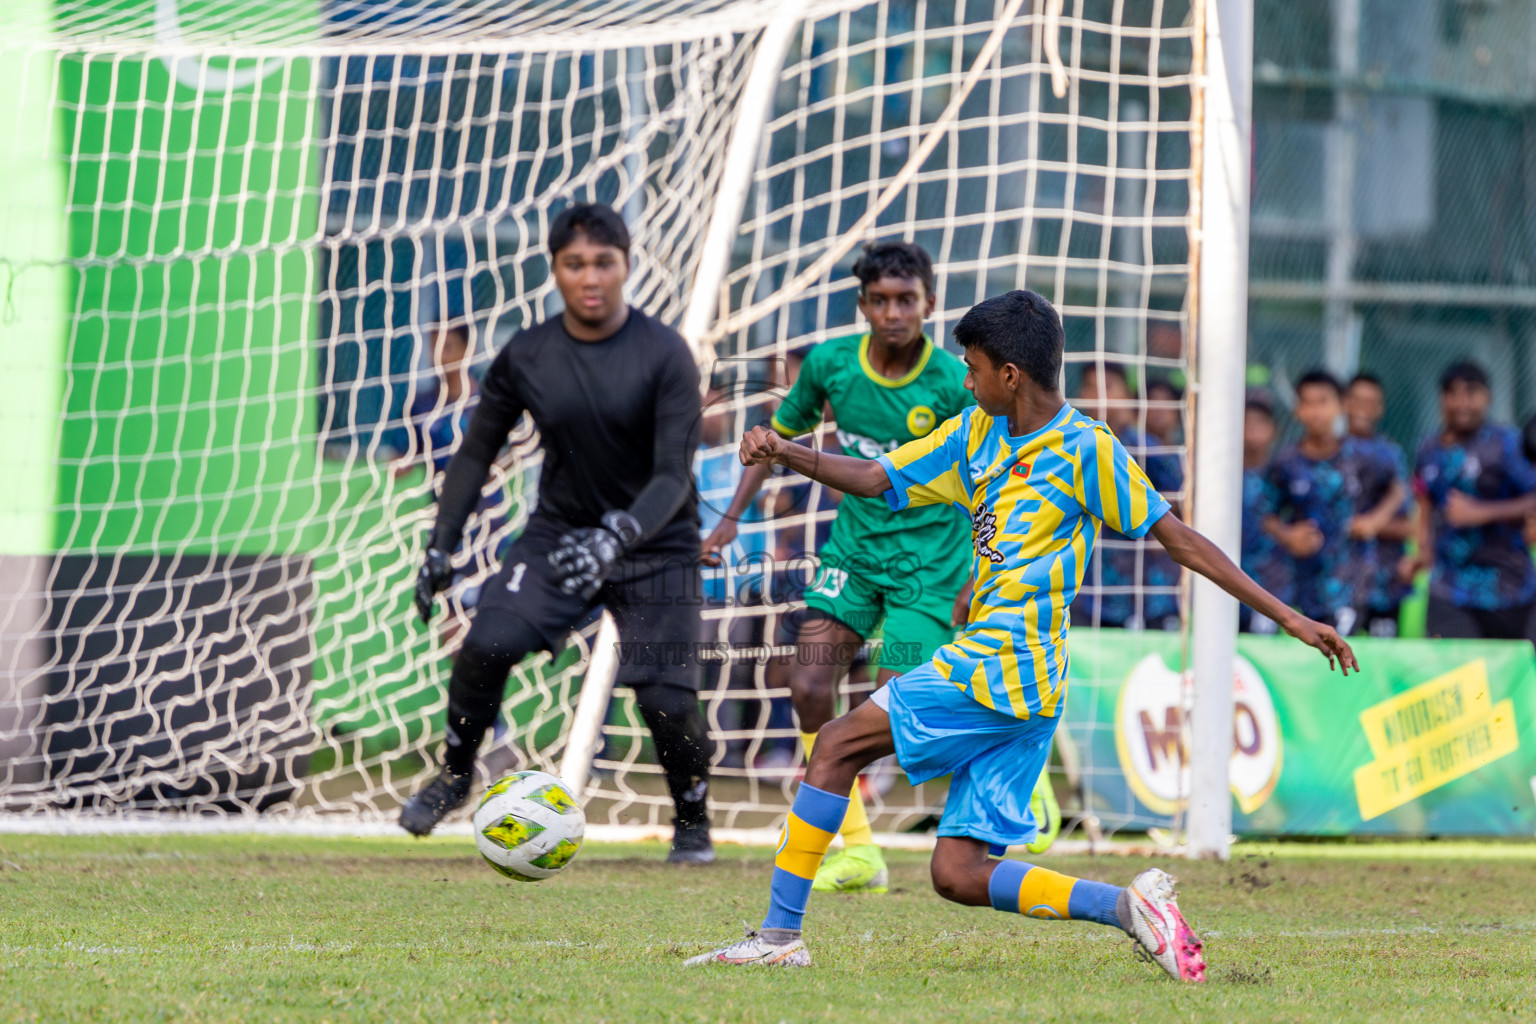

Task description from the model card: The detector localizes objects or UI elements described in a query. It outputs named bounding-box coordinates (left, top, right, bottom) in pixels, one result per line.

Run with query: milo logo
left=1114, top=653, right=1283, bottom=816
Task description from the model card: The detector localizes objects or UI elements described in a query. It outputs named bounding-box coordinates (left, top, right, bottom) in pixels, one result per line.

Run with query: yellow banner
left=1353, top=659, right=1521, bottom=820
left=1356, top=659, right=1494, bottom=759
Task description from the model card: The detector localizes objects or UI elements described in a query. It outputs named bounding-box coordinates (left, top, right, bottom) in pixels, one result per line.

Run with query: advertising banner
left=53, top=0, right=320, bottom=555
left=1063, top=631, right=1536, bottom=836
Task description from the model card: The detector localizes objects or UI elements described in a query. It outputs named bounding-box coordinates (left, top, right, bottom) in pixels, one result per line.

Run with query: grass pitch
left=0, top=834, right=1532, bottom=1023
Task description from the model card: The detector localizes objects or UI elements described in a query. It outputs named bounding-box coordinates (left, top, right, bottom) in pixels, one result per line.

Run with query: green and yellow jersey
left=771, top=332, right=972, bottom=569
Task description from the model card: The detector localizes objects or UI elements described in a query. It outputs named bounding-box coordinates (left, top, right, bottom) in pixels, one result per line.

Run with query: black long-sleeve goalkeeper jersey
left=429, top=307, right=702, bottom=557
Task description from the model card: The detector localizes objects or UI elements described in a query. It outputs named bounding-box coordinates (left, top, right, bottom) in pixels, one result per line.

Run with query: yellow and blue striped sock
left=762, top=783, right=849, bottom=931
left=987, top=859, right=1123, bottom=930
left=801, top=731, right=874, bottom=847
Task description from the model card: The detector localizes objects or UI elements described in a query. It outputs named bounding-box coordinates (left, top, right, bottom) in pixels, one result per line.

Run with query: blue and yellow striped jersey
left=876, top=402, right=1171, bottom=719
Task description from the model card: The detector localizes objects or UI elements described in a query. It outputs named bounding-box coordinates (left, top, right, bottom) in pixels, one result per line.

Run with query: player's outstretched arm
left=739, top=425, right=891, bottom=498
left=1150, top=513, right=1359, bottom=676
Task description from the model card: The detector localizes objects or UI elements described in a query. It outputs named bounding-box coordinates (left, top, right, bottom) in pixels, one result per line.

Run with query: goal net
left=0, top=0, right=1202, bottom=842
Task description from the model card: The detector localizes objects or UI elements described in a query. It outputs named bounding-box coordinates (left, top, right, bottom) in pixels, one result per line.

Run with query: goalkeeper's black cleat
left=399, top=769, right=473, bottom=837
left=667, top=819, right=716, bottom=866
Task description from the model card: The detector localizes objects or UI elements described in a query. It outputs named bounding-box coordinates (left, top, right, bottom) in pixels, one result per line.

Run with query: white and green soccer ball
left=473, top=770, right=586, bottom=881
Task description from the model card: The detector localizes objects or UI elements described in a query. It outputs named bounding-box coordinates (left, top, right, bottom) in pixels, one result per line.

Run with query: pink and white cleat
left=1126, top=867, right=1206, bottom=982
left=683, top=929, right=811, bottom=967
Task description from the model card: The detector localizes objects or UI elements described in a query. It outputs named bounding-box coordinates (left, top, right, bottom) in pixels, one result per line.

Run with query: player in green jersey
left=703, top=242, right=1048, bottom=894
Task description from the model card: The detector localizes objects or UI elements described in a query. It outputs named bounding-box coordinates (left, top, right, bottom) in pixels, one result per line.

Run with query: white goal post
left=0, top=0, right=1236, bottom=852
left=1185, top=0, right=1252, bottom=862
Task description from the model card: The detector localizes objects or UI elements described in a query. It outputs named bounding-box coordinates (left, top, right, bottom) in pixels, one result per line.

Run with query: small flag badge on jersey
left=1012, top=461, right=1033, bottom=478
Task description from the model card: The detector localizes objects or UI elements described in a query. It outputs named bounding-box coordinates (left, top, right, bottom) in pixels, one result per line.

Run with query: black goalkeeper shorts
left=474, top=514, right=704, bottom=690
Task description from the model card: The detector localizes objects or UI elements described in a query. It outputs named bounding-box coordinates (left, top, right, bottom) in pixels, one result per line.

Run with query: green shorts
left=802, top=536, right=969, bottom=676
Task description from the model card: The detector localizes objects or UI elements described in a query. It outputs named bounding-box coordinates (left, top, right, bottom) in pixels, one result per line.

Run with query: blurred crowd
left=1241, top=361, right=1536, bottom=647
left=1069, top=356, right=1536, bottom=648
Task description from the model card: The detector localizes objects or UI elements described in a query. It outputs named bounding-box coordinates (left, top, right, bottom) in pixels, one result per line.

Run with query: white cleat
left=1126, top=867, right=1207, bottom=983
left=683, top=929, right=811, bottom=967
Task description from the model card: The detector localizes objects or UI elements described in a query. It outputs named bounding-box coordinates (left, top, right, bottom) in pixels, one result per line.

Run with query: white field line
left=0, top=817, right=1138, bottom=855
left=0, top=818, right=936, bottom=851
left=2, top=817, right=1530, bottom=860
left=2, top=923, right=1532, bottom=961
left=0, top=816, right=475, bottom=839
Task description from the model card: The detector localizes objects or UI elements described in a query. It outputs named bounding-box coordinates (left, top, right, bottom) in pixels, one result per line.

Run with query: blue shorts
left=872, top=660, right=1058, bottom=849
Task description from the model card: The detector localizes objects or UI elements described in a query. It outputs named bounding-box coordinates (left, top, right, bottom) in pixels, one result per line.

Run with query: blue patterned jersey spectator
left=395, top=325, right=512, bottom=606
left=1406, top=362, right=1536, bottom=645
left=1343, top=373, right=1412, bottom=636
left=696, top=388, right=769, bottom=603
left=1116, top=422, right=1185, bottom=629
left=1240, top=392, right=1289, bottom=633
left=1145, top=375, right=1185, bottom=447
left=1071, top=362, right=1184, bottom=630
left=1262, top=370, right=1369, bottom=634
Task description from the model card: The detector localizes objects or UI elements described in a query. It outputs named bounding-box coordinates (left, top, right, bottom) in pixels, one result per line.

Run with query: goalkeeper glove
left=548, top=510, right=642, bottom=601
left=415, top=547, right=454, bottom=622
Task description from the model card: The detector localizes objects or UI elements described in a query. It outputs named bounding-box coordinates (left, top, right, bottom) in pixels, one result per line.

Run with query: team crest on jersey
left=971, top=501, right=1006, bottom=564
left=906, top=405, right=936, bottom=436
left=1011, top=460, right=1033, bottom=478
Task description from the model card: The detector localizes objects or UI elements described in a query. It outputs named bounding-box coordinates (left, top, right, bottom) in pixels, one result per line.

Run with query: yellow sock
left=802, top=730, right=875, bottom=848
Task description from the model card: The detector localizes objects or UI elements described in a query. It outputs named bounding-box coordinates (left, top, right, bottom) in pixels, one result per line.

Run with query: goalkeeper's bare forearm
left=738, top=425, right=890, bottom=498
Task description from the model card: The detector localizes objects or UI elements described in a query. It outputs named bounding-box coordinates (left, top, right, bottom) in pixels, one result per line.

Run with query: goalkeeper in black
left=403, top=202, right=714, bottom=864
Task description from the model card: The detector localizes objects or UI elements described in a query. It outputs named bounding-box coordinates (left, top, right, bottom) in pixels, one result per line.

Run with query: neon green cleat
left=812, top=844, right=889, bottom=893
left=1024, top=769, right=1061, bottom=854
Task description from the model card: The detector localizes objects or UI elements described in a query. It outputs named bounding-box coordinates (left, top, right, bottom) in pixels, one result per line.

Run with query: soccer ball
left=472, top=770, right=586, bottom=881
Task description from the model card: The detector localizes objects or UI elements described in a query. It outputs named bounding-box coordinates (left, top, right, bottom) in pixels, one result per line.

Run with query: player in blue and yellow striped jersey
left=686, top=290, right=1358, bottom=981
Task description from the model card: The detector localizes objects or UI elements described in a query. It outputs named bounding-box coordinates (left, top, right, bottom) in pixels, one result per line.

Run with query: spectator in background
left=1146, top=318, right=1184, bottom=365
left=1240, top=392, right=1289, bottom=633
left=1343, top=373, right=1413, bottom=636
left=393, top=324, right=513, bottom=615
left=1145, top=376, right=1184, bottom=447
left=1262, top=370, right=1365, bottom=635
left=1403, top=362, right=1536, bottom=645
left=392, top=323, right=518, bottom=779
left=754, top=486, right=816, bottom=772
left=695, top=383, right=763, bottom=769
left=1072, top=362, right=1184, bottom=630
left=398, top=324, right=478, bottom=476
left=696, top=369, right=806, bottom=770
left=696, top=384, right=769, bottom=602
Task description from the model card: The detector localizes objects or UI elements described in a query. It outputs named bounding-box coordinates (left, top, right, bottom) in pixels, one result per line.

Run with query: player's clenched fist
left=739, top=425, right=785, bottom=466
